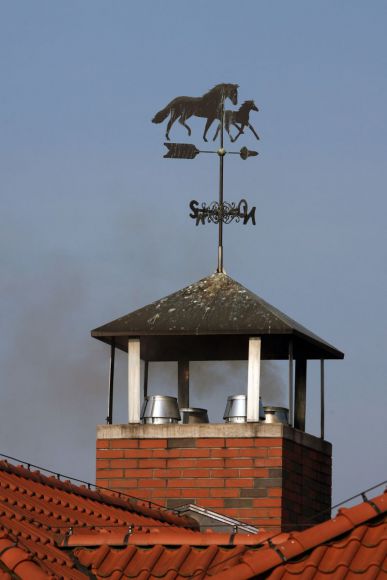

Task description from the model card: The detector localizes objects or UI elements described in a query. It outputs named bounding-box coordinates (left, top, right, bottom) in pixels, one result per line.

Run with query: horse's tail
left=152, top=105, right=170, bottom=124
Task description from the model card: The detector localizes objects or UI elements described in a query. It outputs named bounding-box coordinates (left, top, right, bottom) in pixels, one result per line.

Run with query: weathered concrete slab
left=96, top=422, right=331, bottom=453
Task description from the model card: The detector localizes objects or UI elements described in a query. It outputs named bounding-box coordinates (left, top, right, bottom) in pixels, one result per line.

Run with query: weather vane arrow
left=163, top=143, right=258, bottom=161
left=152, top=83, right=260, bottom=273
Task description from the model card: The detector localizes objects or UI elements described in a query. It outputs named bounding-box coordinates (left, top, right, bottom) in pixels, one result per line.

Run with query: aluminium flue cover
left=91, top=272, right=343, bottom=359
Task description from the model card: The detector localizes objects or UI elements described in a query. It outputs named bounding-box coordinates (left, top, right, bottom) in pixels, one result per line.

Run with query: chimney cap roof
left=91, top=273, right=343, bottom=360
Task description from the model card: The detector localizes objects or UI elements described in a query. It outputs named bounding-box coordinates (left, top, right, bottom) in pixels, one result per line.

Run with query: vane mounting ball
left=217, top=148, right=226, bottom=157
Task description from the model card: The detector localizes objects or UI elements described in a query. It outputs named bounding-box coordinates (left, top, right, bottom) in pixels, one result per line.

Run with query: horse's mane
left=206, top=83, right=238, bottom=94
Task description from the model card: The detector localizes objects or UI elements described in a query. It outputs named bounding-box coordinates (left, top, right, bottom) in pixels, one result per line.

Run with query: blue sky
left=1, top=0, right=386, bottom=508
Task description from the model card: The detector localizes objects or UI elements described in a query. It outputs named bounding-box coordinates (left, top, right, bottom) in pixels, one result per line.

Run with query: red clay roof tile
left=0, top=533, right=49, bottom=579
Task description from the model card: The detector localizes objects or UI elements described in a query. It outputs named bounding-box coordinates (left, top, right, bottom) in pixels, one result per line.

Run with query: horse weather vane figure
left=152, top=83, right=259, bottom=273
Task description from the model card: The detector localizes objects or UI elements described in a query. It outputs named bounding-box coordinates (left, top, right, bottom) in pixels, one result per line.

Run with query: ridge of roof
left=60, top=528, right=288, bottom=548
left=209, top=490, right=387, bottom=579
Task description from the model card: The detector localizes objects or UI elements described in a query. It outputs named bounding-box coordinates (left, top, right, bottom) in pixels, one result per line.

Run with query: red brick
left=124, top=449, right=152, bottom=458
left=210, top=488, right=239, bottom=498
left=224, top=458, right=253, bottom=468
left=168, top=479, right=194, bottom=488
left=152, top=449, right=177, bottom=458
left=151, top=449, right=171, bottom=459
left=180, top=469, right=210, bottom=478
left=225, top=478, right=254, bottom=488
left=138, top=459, right=166, bottom=469
left=196, top=438, right=225, bottom=448
left=95, top=478, right=110, bottom=487
left=153, top=469, right=181, bottom=478
left=139, top=479, right=166, bottom=488
left=252, top=505, right=281, bottom=517
left=219, top=508, right=240, bottom=518
left=96, top=439, right=110, bottom=449
left=242, top=448, right=268, bottom=458
left=261, top=458, right=282, bottom=467
left=254, top=438, right=281, bottom=447
left=169, top=478, right=224, bottom=488
left=212, top=448, right=240, bottom=458
left=240, top=468, right=269, bottom=478
left=110, top=439, right=139, bottom=449
left=268, top=447, right=283, bottom=457
left=195, top=459, right=224, bottom=468
left=108, top=479, right=138, bottom=488
left=96, top=459, right=110, bottom=469
left=199, top=499, right=224, bottom=508
left=96, top=469, right=124, bottom=479
left=225, top=438, right=255, bottom=448
left=124, top=468, right=153, bottom=478
left=97, top=450, right=124, bottom=459
left=210, top=469, right=239, bottom=478
left=110, top=459, right=138, bottom=468
left=195, top=478, right=224, bottom=487
left=183, top=449, right=211, bottom=458
left=168, top=459, right=197, bottom=468
left=152, top=488, right=182, bottom=498
left=139, top=439, right=167, bottom=448
left=181, top=488, right=210, bottom=498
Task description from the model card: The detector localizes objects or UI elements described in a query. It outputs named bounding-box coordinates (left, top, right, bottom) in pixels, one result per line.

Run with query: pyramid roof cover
left=91, top=272, right=343, bottom=360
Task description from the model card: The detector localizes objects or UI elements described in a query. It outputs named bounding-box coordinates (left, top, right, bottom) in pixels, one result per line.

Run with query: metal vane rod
left=218, top=105, right=225, bottom=272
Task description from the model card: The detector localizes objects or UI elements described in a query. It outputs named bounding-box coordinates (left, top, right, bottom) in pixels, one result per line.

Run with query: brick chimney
left=92, top=272, right=342, bottom=531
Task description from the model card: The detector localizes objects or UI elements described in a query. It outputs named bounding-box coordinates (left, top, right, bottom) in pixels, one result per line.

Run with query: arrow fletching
left=164, top=143, right=201, bottom=159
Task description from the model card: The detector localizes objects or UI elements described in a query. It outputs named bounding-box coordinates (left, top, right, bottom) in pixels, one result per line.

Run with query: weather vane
left=152, top=83, right=259, bottom=273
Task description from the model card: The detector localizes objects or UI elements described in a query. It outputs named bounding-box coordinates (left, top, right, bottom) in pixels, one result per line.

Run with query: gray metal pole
left=217, top=103, right=225, bottom=273
left=320, top=359, right=325, bottom=439
left=288, top=340, right=294, bottom=427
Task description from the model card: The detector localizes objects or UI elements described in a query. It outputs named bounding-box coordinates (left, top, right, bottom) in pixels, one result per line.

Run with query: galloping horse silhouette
left=152, top=83, right=239, bottom=142
left=213, top=100, right=259, bottom=142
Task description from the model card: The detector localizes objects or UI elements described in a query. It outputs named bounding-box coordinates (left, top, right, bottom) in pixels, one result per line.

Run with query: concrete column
left=128, top=338, right=141, bottom=423
left=247, top=337, right=261, bottom=422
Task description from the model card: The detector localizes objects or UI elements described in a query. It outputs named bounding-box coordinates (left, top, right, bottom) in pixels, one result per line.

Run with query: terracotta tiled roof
left=0, top=460, right=197, bottom=579
left=0, top=460, right=386, bottom=579
left=70, top=493, right=386, bottom=579
left=210, top=491, right=387, bottom=579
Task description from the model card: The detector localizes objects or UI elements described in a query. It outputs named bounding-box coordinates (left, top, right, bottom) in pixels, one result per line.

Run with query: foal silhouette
left=213, top=100, right=259, bottom=142
left=152, top=83, right=239, bottom=142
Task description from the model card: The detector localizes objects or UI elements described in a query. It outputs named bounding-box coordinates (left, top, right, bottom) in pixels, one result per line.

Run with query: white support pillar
left=128, top=338, right=141, bottom=423
left=247, top=337, right=261, bottom=422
